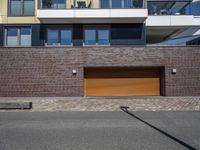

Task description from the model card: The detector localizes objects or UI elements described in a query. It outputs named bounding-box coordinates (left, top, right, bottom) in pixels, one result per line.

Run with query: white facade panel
left=146, top=16, right=195, bottom=26
left=37, top=9, right=148, bottom=19
left=193, top=16, right=200, bottom=26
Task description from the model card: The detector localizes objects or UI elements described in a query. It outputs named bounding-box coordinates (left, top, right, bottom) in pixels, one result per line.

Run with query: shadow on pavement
left=120, top=106, right=196, bottom=150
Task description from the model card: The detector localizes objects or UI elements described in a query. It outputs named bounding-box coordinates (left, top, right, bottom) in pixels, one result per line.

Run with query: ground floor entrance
left=84, top=68, right=161, bottom=96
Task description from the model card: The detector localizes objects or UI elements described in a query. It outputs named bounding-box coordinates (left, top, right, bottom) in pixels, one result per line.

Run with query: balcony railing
left=38, top=0, right=145, bottom=9
left=147, top=0, right=192, bottom=16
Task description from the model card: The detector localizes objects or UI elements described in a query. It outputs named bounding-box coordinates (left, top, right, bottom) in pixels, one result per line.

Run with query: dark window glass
left=9, top=0, right=34, bottom=16
left=124, top=0, right=133, bottom=8
left=111, top=24, right=142, bottom=39
left=10, top=0, right=21, bottom=16
left=47, top=30, right=59, bottom=45
left=84, top=29, right=96, bottom=45
left=132, top=0, right=143, bottom=8
left=101, top=0, right=109, bottom=8
left=84, top=27, right=110, bottom=46
left=24, top=0, right=35, bottom=15
left=61, top=29, right=72, bottom=45
left=47, top=27, right=72, bottom=46
left=6, top=27, right=31, bottom=46
left=7, top=28, right=18, bottom=36
left=98, top=29, right=109, bottom=45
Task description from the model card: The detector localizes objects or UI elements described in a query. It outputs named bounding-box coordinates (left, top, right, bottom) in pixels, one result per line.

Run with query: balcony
left=37, top=0, right=148, bottom=23
left=147, top=0, right=192, bottom=16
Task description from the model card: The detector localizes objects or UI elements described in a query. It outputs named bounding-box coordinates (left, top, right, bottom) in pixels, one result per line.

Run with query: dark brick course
left=0, top=46, right=199, bottom=96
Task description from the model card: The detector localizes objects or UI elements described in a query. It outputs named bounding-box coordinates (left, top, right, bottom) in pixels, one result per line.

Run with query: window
left=9, top=0, right=34, bottom=16
left=84, top=27, right=110, bottom=46
left=98, top=29, right=109, bottom=45
left=5, top=27, right=31, bottom=46
left=47, top=27, right=72, bottom=46
left=84, top=29, right=96, bottom=45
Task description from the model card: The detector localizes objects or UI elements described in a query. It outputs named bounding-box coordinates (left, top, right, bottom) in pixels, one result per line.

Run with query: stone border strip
left=0, top=97, right=199, bottom=112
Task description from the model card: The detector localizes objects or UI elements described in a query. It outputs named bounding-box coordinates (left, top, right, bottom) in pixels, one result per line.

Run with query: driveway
left=0, top=111, right=199, bottom=150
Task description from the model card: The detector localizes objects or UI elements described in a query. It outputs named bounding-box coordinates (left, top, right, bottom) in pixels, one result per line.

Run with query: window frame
left=46, top=26, right=73, bottom=47
left=5, top=26, right=32, bottom=47
left=8, top=0, right=35, bottom=16
left=83, top=25, right=110, bottom=47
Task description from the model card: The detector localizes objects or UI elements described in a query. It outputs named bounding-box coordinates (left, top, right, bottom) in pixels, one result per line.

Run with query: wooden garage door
left=84, top=68, right=161, bottom=96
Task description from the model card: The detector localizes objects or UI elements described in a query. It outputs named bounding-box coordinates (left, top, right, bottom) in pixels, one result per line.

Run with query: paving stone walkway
left=0, top=97, right=200, bottom=112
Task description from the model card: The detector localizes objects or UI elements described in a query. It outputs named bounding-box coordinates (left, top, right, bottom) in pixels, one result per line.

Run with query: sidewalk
left=0, top=97, right=200, bottom=112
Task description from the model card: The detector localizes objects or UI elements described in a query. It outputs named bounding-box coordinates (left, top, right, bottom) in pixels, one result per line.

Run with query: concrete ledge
left=0, top=102, right=32, bottom=110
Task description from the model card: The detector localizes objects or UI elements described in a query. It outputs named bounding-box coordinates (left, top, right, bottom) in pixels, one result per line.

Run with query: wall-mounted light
left=172, top=68, right=177, bottom=74
left=72, top=69, right=77, bottom=75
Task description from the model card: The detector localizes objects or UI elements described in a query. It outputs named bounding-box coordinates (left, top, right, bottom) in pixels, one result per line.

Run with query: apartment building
left=0, top=0, right=200, bottom=97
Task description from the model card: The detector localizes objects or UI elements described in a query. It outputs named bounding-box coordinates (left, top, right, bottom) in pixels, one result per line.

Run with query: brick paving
left=0, top=97, right=200, bottom=112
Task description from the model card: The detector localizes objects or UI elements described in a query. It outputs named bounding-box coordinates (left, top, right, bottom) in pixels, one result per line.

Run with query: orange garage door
left=84, top=68, right=161, bottom=96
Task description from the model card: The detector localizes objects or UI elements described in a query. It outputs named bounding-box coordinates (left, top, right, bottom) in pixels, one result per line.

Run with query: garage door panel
left=84, top=68, right=161, bottom=96
left=85, top=78, right=160, bottom=96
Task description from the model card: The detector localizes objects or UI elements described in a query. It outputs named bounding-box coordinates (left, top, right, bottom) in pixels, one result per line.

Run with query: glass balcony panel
left=148, top=1, right=191, bottom=15
left=39, top=0, right=144, bottom=9
left=170, top=2, right=189, bottom=15
left=100, top=0, right=109, bottom=8
left=112, top=0, right=122, bottom=8
left=133, top=0, right=143, bottom=8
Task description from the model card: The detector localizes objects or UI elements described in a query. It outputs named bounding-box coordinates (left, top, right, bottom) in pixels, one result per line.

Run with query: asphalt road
left=0, top=111, right=199, bottom=150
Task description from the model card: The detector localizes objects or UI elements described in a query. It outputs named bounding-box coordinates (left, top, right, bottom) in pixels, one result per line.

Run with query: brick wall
left=0, top=46, right=199, bottom=96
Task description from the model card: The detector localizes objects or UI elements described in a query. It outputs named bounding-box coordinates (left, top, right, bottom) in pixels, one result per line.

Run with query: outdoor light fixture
left=72, top=69, right=77, bottom=75
left=172, top=68, right=177, bottom=74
